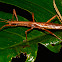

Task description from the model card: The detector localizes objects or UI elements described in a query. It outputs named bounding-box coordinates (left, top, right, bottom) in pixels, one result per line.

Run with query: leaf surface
left=0, top=0, right=62, bottom=62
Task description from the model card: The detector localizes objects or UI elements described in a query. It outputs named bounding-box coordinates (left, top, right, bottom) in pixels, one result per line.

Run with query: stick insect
left=0, top=0, right=62, bottom=41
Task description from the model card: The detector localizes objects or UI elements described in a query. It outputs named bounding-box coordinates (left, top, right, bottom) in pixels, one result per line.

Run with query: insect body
left=6, top=21, right=62, bottom=30
left=0, top=16, right=62, bottom=41
left=0, top=0, right=62, bottom=41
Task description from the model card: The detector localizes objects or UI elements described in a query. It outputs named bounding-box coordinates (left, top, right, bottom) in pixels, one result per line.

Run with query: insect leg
left=12, top=9, right=15, bottom=21
left=46, top=15, right=57, bottom=23
left=12, top=9, right=18, bottom=21
left=46, top=14, right=62, bottom=23
left=25, top=27, right=33, bottom=40
left=42, top=29, right=62, bottom=41
left=32, top=13, right=35, bottom=22
left=0, top=24, right=16, bottom=30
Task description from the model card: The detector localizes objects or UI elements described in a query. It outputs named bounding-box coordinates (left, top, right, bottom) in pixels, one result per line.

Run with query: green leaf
left=0, top=0, right=62, bottom=62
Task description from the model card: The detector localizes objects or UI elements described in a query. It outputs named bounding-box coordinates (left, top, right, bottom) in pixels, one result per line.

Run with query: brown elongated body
left=0, top=19, right=62, bottom=41
left=0, top=0, right=62, bottom=41
left=7, top=21, right=62, bottom=29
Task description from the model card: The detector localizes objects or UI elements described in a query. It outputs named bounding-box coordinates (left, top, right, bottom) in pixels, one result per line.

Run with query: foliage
left=0, top=0, right=62, bottom=62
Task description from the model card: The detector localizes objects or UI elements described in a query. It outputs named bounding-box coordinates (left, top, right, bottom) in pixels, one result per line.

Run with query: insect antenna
left=0, top=18, right=9, bottom=22
left=53, top=0, right=62, bottom=22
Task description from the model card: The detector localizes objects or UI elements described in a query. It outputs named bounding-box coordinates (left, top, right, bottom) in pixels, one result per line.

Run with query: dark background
left=12, top=43, right=62, bottom=62
left=0, top=2, right=62, bottom=62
